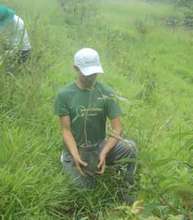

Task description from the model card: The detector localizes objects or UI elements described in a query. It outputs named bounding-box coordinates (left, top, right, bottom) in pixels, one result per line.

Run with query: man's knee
left=122, top=139, right=138, bottom=159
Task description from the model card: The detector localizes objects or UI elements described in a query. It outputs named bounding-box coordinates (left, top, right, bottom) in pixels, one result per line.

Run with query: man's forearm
left=63, top=130, right=80, bottom=160
left=101, top=126, right=122, bottom=157
left=100, top=136, right=119, bottom=156
left=62, top=129, right=88, bottom=175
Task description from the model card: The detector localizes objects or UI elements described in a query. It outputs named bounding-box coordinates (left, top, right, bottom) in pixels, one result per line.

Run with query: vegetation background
left=0, top=0, right=193, bottom=219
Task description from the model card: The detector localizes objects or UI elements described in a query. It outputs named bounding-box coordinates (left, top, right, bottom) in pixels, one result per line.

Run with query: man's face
left=80, top=73, right=97, bottom=88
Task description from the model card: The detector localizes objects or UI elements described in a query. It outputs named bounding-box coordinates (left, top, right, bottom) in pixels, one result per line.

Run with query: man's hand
left=73, top=156, right=88, bottom=176
left=97, top=152, right=106, bottom=175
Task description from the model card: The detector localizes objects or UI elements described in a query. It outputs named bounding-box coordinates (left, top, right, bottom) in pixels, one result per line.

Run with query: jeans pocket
left=61, top=151, right=72, bottom=163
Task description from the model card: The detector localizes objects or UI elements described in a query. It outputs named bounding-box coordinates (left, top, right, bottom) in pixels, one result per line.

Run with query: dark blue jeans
left=61, top=139, right=137, bottom=188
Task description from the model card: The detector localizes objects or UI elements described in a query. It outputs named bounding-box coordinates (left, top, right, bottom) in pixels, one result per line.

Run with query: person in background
left=0, top=5, right=31, bottom=64
left=55, top=48, right=137, bottom=204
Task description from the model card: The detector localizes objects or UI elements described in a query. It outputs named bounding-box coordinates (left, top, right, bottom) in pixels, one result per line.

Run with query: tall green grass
left=0, top=0, right=193, bottom=219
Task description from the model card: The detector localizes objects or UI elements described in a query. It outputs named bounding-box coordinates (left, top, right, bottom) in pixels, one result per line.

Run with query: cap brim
left=80, top=65, right=104, bottom=76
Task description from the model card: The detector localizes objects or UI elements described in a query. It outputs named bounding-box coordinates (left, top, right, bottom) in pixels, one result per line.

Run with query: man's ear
left=73, top=65, right=79, bottom=72
left=74, top=65, right=84, bottom=77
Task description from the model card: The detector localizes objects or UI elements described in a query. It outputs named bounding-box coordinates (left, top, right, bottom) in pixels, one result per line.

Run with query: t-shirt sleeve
left=105, top=90, right=122, bottom=120
left=13, top=16, right=31, bottom=51
left=54, top=92, right=70, bottom=117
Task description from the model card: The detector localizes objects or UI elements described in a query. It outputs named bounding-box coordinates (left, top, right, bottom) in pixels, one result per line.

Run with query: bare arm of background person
left=59, top=116, right=87, bottom=175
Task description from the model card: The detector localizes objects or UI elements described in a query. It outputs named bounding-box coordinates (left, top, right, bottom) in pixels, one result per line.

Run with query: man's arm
left=59, top=116, right=87, bottom=175
left=97, top=116, right=122, bottom=175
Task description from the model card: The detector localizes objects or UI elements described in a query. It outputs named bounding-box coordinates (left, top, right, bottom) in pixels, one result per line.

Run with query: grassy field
left=0, top=0, right=193, bottom=219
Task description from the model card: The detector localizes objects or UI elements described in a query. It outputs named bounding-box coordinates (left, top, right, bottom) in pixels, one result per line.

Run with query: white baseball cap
left=74, top=48, right=104, bottom=76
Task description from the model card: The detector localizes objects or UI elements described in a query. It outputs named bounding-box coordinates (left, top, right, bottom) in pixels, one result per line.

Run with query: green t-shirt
left=54, top=81, right=122, bottom=147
